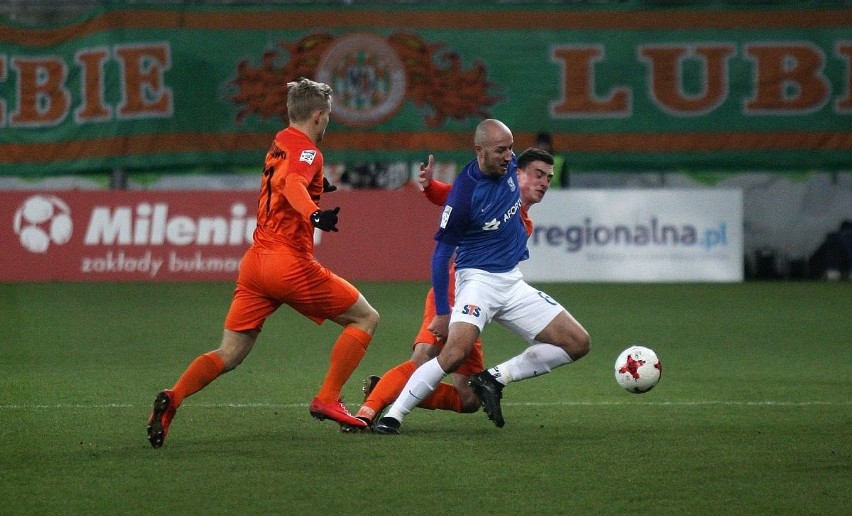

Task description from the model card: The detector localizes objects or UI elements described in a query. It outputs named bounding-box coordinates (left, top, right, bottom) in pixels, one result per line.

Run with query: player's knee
left=362, top=306, right=380, bottom=332
left=222, top=357, right=242, bottom=372
left=342, top=295, right=380, bottom=334
left=347, top=304, right=379, bottom=335
left=411, top=343, right=439, bottom=365
left=569, top=330, right=591, bottom=361
left=217, top=347, right=247, bottom=372
left=461, top=401, right=480, bottom=413
left=459, top=393, right=481, bottom=413
left=438, top=351, right=465, bottom=373
left=218, top=330, right=257, bottom=371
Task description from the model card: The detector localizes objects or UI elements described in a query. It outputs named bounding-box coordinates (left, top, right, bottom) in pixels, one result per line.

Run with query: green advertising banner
left=1, top=4, right=850, bottom=175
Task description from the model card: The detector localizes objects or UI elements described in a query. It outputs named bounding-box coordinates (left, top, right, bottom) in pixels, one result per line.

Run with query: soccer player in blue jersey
left=374, top=119, right=591, bottom=434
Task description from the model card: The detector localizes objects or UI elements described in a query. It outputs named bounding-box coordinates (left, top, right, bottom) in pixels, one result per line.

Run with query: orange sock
left=170, top=351, right=226, bottom=407
left=316, top=326, right=372, bottom=403
left=419, top=382, right=463, bottom=412
left=357, top=360, right=417, bottom=421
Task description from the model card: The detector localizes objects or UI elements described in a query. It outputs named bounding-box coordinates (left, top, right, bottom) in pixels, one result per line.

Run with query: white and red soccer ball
left=614, top=345, right=662, bottom=394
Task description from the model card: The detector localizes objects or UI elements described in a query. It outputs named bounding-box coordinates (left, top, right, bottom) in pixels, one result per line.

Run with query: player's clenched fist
left=311, top=207, right=340, bottom=232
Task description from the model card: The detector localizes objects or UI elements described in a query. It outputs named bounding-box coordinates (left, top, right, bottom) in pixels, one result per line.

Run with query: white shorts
left=451, top=266, right=566, bottom=345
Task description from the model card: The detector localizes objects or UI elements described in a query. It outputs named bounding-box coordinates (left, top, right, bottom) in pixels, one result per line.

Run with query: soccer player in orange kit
left=348, top=147, right=554, bottom=429
left=147, top=78, right=378, bottom=448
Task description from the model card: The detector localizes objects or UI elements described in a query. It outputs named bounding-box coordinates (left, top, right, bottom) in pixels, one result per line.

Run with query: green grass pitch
left=0, top=281, right=849, bottom=514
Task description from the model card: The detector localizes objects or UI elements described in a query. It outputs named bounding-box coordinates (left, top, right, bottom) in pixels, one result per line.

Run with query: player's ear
left=312, top=109, right=324, bottom=124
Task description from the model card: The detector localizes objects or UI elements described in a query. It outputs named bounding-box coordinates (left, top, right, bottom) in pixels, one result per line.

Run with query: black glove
left=322, top=177, right=337, bottom=193
left=311, top=207, right=340, bottom=232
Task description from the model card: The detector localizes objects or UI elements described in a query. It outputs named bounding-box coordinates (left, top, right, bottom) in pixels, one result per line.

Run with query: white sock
left=384, top=358, right=447, bottom=422
left=488, top=344, right=572, bottom=385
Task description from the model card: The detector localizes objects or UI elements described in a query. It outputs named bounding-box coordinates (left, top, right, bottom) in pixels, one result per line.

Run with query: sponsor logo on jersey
left=482, top=218, right=500, bottom=231
left=300, top=149, right=317, bottom=164
left=502, top=197, right=522, bottom=222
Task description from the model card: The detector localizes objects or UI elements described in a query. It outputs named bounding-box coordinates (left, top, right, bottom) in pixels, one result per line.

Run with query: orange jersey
left=223, top=126, right=359, bottom=332
left=253, top=127, right=324, bottom=255
left=521, top=207, right=532, bottom=236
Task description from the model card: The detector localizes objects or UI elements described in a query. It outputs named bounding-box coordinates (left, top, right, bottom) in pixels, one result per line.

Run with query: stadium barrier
left=0, top=189, right=439, bottom=282
left=520, top=189, right=743, bottom=282
left=1, top=189, right=741, bottom=282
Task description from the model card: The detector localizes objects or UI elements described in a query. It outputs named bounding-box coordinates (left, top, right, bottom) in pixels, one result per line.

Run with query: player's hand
left=428, top=313, right=450, bottom=342
left=322, top=177, right=337, bottom=193
left=418, top=154, right=435, bottom=192
left=311, top=207, right=340, bottom=232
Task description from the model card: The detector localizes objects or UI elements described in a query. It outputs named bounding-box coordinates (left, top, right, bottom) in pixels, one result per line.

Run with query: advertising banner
left=520, top=189, right=743, bottom=282
left=1, top=5, right=850, bottom=175
left=0, top=189, right=441, bottom=282
left=2, top=188, right=742, bottom=283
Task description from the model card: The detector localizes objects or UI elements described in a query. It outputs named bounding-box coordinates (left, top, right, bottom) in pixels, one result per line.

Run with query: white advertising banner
left=520, top=189, right=743, bottom=282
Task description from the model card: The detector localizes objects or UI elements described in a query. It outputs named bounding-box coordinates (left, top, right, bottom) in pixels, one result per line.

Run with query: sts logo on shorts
left=461, top=304, right=481, bottom=318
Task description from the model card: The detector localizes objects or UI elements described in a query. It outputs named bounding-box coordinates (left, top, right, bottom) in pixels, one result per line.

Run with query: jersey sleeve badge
left=299, top=150, right=317, bottom=164
left=440, top=205, right=452, bottom=229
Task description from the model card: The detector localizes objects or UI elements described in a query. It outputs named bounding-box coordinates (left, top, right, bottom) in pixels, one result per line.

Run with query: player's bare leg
left=533, top=310, right=591, bottom=362
left=475, top=310, right=590, bottom=427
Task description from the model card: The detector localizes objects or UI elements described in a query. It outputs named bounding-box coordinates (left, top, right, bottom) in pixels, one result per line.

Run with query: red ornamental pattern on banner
left=227, top=32, right=501, bottom=128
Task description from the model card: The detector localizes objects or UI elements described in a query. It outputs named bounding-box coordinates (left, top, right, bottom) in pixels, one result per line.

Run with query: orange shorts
left=414, top=287, right=485, bottom=377
left=224, top=248, right=360, bottom=332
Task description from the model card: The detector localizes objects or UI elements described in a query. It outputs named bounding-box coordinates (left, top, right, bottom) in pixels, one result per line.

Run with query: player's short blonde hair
left=287, top=78, right=333, bottom=122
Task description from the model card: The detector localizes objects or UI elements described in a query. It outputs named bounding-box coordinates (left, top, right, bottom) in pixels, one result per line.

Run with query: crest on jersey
left=508, top=177, right=516, bottom=192
left=300, top=150, right=317, bottom=164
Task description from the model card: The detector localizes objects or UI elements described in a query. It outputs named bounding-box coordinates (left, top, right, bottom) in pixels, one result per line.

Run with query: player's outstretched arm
left=418, top=154, right=435, bottom=191
left=420, top=155, right=452, bottom=206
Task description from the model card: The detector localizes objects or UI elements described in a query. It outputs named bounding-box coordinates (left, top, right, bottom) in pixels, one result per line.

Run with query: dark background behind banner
left=1, top=0, right=851, bottom=176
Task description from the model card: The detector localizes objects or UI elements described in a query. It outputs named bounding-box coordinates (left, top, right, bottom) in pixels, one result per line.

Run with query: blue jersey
left=435, top=157, right=530, bottom=272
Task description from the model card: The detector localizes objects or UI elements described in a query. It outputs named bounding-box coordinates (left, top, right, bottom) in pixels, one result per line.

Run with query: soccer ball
left=13, top=195, right=73, bottom=253
left=614, top=345, right=662, bottom=394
